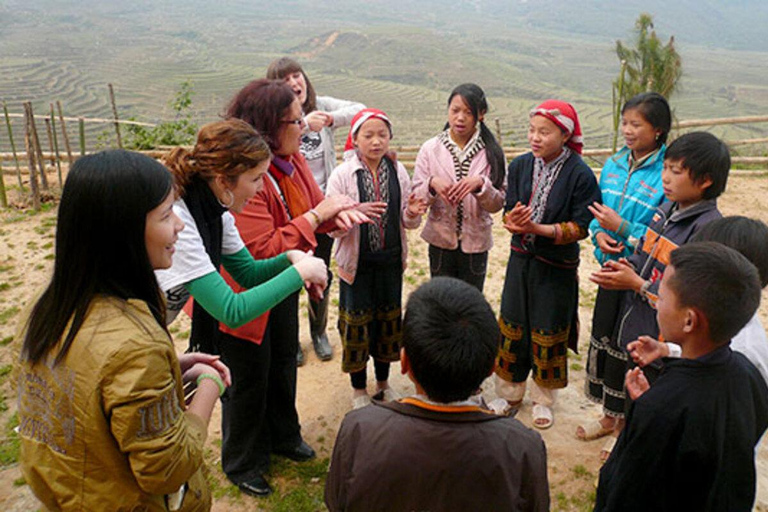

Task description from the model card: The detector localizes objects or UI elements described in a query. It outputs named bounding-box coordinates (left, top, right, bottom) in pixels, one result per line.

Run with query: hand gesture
left=406, top=193, right=428, bottom=217
left=589, top=258, right=643, bottom=291
left=305, top=281, right=325, bottom=302
left=627, top=335, right=668, bottom=367
left=447, top=176, right=484, bottom=204
left=179, top=353, right=232, bottom=387
left=285, top=249, right=309, bottom=265
left=356, top=201, right=387, bottom=221
left=429, top=176, right=453, bottom=204
left=625, top=367, right=650, bottom=400
left=314, top=195, right=358, bottom=223
left=503, top=202, right=533, bottom=234
left=595, top=231, right=625, bottom=255
left=304, top=111, right=330, bottom=132
left=294, top=255, right=328, bottom=288
left=588, top=202, right=623, bottom=233
left=334, top=209, right=371, bottom=231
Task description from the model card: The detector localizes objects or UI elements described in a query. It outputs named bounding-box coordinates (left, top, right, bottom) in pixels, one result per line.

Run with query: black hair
left=22, top=150, right=173, bottom=365
left=664, top=131, right=730, bottom=200
left=668, top=242, right=761, bottom=344
left=622, top=92, right=672, bottom=146
left=402, top=277, right=500, bottom=403
left=444, top=83, right=506, bottom=189
left=691, top=216, right=768, bottom=288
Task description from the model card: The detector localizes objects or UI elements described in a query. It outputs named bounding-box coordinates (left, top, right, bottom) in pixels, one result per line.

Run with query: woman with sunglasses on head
left=267, top=57, right=366, bottom=363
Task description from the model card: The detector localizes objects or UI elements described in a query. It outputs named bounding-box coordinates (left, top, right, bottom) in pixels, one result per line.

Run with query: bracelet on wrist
left=196, top=373, right=225, bottom=397
left=307, top=208, right=322, bottom=225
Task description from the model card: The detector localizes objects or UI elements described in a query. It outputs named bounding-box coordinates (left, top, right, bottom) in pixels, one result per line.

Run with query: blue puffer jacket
left=590, top=145, right=666, bottom=264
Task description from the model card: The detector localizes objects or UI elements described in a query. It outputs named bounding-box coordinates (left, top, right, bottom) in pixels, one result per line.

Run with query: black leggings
left=350, top=360, right=391, bottom=389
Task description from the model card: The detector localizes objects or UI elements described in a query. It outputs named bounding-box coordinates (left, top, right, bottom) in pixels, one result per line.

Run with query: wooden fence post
left=79, top=117, right=86, bottom=156
left=2, top=100, right=23, bottom=192
left=47, top=105, right=63, bottom=187
left=25, top=102, right=49, bottom=191
left=23, top=106, right=41, bottom=210
left=494, top=118, right=503, bottom=147
left=56, top=101, right=74, bottom=167
left=108, top=84, right=122, bottom=148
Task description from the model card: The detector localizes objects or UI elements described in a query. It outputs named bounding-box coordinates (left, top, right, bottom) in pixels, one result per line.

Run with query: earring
left=219, top=189, right=235, bottom=209
left=655, top=133, right=660, bottom=141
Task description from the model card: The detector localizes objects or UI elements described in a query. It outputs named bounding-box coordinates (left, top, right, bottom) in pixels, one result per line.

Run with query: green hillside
left=0, top=0, right=766, bottom=151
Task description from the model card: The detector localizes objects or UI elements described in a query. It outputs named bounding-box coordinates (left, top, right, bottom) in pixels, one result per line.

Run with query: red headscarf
left=343, top=108, right=393, bottom=160
left=530, top=100, right=583, bottom=154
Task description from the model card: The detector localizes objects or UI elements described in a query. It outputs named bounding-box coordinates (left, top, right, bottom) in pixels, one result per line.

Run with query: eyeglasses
left=281, top=117, right=304, bottom=126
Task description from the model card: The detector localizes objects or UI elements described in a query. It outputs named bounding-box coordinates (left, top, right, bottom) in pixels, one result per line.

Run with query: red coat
left=219, top=153, right=331, bottom=344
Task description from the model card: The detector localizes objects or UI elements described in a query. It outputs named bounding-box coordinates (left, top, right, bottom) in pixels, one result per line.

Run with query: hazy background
left=1, top=0, right=767, bottom=151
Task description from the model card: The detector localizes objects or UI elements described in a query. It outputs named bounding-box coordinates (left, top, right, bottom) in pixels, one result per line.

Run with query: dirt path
left=1, top=172, right=767, bottom=511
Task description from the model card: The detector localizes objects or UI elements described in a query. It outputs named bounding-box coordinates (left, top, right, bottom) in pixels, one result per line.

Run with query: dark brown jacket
left=325, top=398, right=549, bottom=512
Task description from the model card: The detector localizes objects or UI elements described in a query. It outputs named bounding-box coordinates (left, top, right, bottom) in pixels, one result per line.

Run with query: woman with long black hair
left=17, top=150, right=228, bottom=511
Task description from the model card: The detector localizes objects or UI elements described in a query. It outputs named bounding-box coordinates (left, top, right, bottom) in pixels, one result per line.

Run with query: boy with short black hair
left=595, top=243, right=768, bottom=511
left=325, top=277, right=549, bottom=512
left=629, top=216, right=768, bottom=385
left=587, top=132, right=730, bottom=457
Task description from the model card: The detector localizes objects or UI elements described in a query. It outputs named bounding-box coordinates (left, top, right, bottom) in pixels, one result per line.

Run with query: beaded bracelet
left=196, top=373, right=225, bottom=397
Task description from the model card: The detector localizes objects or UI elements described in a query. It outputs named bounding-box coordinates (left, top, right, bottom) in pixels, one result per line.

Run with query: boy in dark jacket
left=325, top=277, right=549, bottom=512
left=595, top=243, right=768, bottom=511
left=587, top=132, right=731, bottom=458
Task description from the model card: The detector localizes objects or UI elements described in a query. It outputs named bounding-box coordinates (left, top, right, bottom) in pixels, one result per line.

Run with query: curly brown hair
left=163, top=118, right=271, bottom=194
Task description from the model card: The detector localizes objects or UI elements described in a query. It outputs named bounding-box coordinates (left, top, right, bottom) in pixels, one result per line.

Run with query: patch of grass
left=33, top=264, right=44, bottom=271
left=0, top=364, right=12, bottom=383
left=0, top=413, right=20, bottom=466
left=404, top=275, right=416, bottom=285
left=571, top=464, right=592, bottom=479
left=570, top=363, right=584, bottom=371
left=176, top=330, right=190, bottom=340
left=0, top=335, right=13, bottom=346
left=0, top=305, right=20, bottom=325
left=12, top=477, right=26, bottom=487
left=0, top=283, right=10, bottom=292
left=41, top=242, right=53, bottom=249
left=44, top=253, right=55, bottom=260
left=0, top=264, right=14, bottom=273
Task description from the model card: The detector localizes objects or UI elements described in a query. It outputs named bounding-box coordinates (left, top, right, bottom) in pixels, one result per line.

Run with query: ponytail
left=478, top=121, right=505, bottom=189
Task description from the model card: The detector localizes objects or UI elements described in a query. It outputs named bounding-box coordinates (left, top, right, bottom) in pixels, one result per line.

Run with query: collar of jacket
left=376, top=398, right=505, bottom=423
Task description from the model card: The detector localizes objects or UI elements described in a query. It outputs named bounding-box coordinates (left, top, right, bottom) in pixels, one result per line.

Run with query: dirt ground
left=0, top=171, right=767, bottom=511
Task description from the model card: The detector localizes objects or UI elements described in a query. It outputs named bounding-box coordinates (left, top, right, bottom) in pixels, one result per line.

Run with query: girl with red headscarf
left=327, top=108, right=425, bottom=409
left=493, top=100, right=601, bottom=429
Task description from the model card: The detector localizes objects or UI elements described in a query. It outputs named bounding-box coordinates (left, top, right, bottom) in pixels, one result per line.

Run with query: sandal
left=576, top=420, right=614, bottom=441
left=487, top=398, right=522, bottom=416
left=600, top=435, right=617, bottom=462
left=532, top=403, right=554, bottom=429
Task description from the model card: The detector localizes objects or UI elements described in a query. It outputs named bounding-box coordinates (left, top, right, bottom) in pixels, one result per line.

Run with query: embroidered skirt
left=586, top=287, right=630, bottom=417
left=338, top=258, right=403, bottom=373
left=495, top=252, right=577, bottom=389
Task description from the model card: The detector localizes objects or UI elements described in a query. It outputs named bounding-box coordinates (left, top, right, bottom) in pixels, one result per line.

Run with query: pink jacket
left=326, top=153, right=420, bottom=285
left=411, top=136, right=506, bottom=253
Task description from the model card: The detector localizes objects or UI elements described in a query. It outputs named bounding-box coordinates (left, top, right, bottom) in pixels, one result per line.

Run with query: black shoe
left=296, top=346, right=305, bottom=367
left=274, top=440, right=316, bottom=462
left=238, top=474, right=272, bottom=497
left=312, top=331, right=333, bottom=361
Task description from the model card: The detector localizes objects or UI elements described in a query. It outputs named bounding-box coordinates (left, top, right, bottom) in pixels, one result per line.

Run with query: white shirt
left=154, top=199, right=244, bottom=323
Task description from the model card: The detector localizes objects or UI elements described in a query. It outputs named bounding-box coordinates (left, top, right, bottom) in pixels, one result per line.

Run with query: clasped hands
left=430, top=176, right=484, bottom=206
left=588, top=202, right=626, bottom=255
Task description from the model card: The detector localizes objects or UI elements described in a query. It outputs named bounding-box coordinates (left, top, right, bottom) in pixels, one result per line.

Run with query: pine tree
left=612, top=14, right=682, bottom=151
